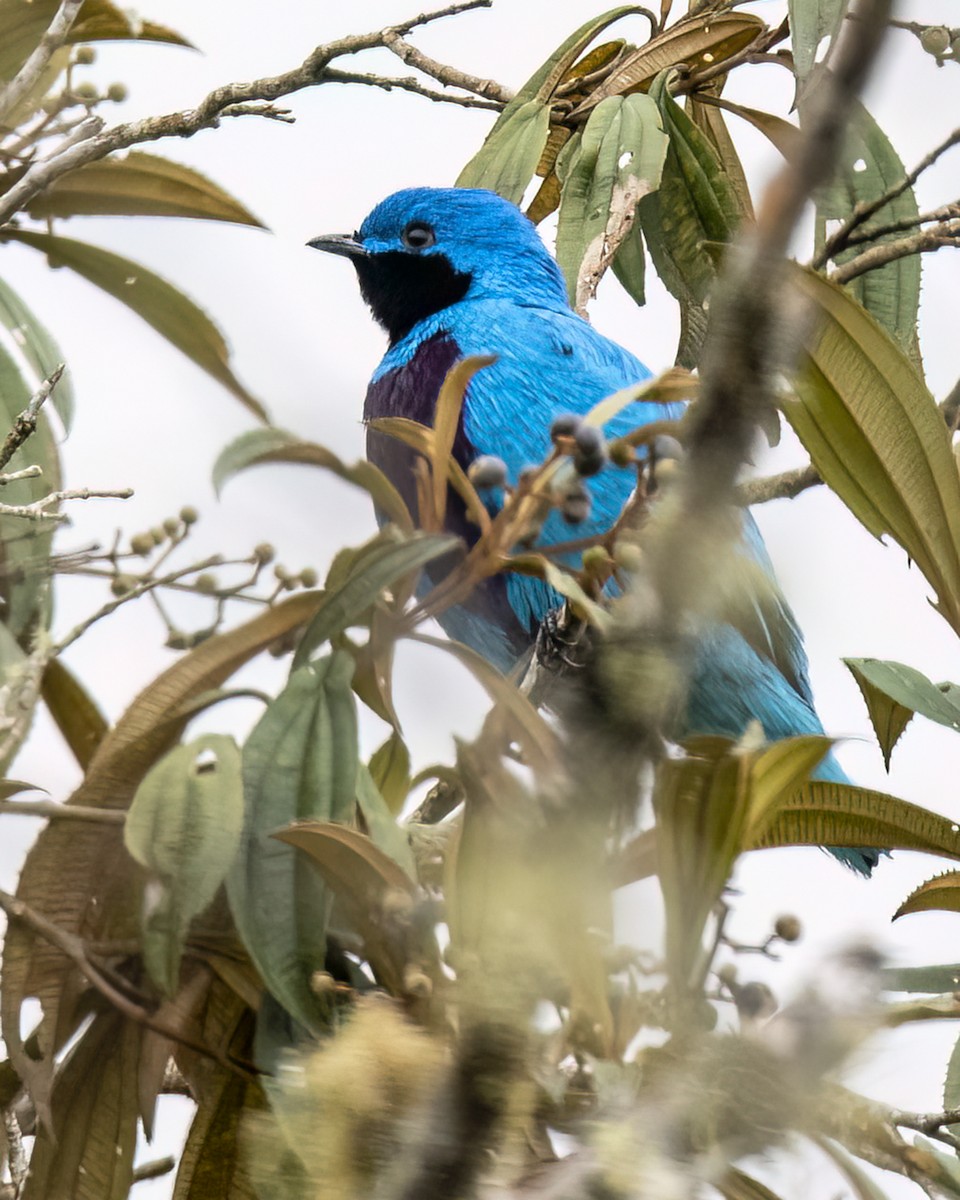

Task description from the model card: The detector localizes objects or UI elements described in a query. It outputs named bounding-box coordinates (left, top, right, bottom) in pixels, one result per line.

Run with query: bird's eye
left=401, top=222, right=435, bottom=250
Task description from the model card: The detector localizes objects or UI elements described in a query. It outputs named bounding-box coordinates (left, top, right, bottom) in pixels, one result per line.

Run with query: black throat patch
left=354, top=251, right=471, bottom=344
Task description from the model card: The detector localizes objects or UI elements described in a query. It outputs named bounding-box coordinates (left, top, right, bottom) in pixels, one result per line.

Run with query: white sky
left=2, top=2, right=960, bottom=1196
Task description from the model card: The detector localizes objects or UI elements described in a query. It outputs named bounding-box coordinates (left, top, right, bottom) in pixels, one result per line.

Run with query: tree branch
left=0, top=798, right=125, bottom=823
left=0, top=888, right=253, bottom=1079
left=830, top=222, right=960, bottom=285
left=0, top=0, right=503, bottom=228
left=737, top=463, right=822, bottom=506
left=0, top=0, right=83, bottom=122
left=814, top=125, right=960, bottom=267
left=380, top=26, right=513, bottom=103
left=0, top=364, right=64, bottom=472
left=321, top=68, right=502, bottom=110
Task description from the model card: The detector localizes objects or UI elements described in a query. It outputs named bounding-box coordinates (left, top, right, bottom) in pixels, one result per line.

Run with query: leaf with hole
left=555, top=93, right=667, bottom=309
left=125, top=735, right=243, bottom=996
left=457, top=6, right=643, bottom=201
left=813, top=101, right=921, bottom=360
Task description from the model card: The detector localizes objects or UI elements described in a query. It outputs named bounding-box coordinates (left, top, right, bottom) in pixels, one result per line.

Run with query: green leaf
left=717, top=1167, right=786, bottom=1200
left=894, top=871, right=960, bottom=921
left=457, top=6, right=643, bottom=202
left=1, top=592, right=327, bottom=1126
left=787, top=269, right=960, bottom=640
left=456, top=100, right=551, bottom=204
left=814, top=101, right=921, bottom=360
left=291, top=531, right=460, bottom=670
left=844, top=658, right=921, bottom=769
left=750, top=780, right=960, bottom=861
left=212, top=426, right=412, bottom=531
left=27, top=152, right=265, bottom=226
left=367, top=731, right=411, bottom=817
left=611, top=216, right=647, bottom=306
left=3, top=230, right=266, bottom=420
left=41, top=658, right=108, bottom=771
left=0, top=0, right=192, bottom=83
left=788, top=0, right=847, bottom=84
left=226, top=654, right=358, bottom=1031
left=555, top=93, right=667, bottom=308
left=0, top=275, right=74, bottom=429
left=125, top=735, right=244, bottom=996
left=356, top=762, right=416, bottom=878
left=687, top=92, right=754, bottom=221
left=637, top=72, right=745, bottom=367
left=273, top=820, right=416, bottom=994
left=173, top=1074, right=262, bottom=1200
left=945, top=1030, right=960, bottom=1138
left=21, top=1011, right=140, bottom=1200
left=882, top=964, right=960, bottom=992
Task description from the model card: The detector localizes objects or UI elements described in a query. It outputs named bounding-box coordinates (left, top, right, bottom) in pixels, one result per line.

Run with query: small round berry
left=150, top=527, right=167, bottom=546
left=253, top=542, right=275, bottom=565
left=111, top=573, right=138, bottom=597
left=73, top=81, right=99, bottom=102
left=920, top=25, right=951, bottom=55
left=652, top=434, right=684, bottom=461
left=572, top=425, right=607, bottom=477
left=560, top=485, right=591, bottom=525
left=106, top=82, right=128, bottom=102
left=74, top=46, right=96, bottom=65
left=774, top=914, right=802, bottom=943
left=162, top=517, right=180, bottom=536
left=609, top=439, right=634, bottom=468
left=194, top=573, right=218, bottom=595
left=467, top=454, right=508, bottom=490
left=735, top=981, right=776, bottom=1021
left=273, top=564, right=289, bottom=583
left=581, top=545, right=610, bottom=577
left=716, top=962, right=738, bottom=988
left=299, top=567, right=319, bottom=588
left=612, top=540, right=643, bottom=572
left=179, top=505, right=199, bottom=525
left=129, top=532, right=153, bottom=556
left=549, top=412, right=582, bottom=443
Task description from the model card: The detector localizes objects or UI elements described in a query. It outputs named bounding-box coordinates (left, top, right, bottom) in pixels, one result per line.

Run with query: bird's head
left=309, top=187, right=569, bottom=344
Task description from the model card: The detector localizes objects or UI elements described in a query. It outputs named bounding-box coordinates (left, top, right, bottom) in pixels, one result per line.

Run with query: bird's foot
left=535, top=606, right=591, bottom=675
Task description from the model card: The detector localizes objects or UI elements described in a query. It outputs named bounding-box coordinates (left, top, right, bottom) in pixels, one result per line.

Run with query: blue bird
left=310, top=186, right=877, bottom=876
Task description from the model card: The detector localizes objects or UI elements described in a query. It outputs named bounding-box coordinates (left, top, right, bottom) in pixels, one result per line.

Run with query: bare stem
left=831, top=223, right=960, bottom=285
left=0, top=0, right=83, bottom=121
left=0, top=364, right=64, bottom=472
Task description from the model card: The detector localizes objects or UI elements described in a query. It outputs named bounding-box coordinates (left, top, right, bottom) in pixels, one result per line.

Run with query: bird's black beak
left=307, top=232, right=368, bottom=259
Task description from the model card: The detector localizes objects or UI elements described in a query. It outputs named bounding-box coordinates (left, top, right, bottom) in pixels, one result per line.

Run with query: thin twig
left=814, top=125, right=960, bottom=267
left=0, top=485, right=134, bottom=523
left=380, top=25, right=513, bottom=104
left=132, top=1157, right=176, bottom=1184
left=0, top=465, right=43, bottom=486
left=0, top=0, right=503, bottom=228
left=322, top=68, right=502, bottom=110
left=0, top=888, right=254, bottom=1080
left=54, top=553, right=226, bottom=652
left=841, top=200, right=960, bottom=248
left=0, top=798, right=125, bottom=823
left=831, top=223, right=960, bottom=285
left=737, top=463, right=822, bottom=506
left=0, top=0, right=83, bottom=121
left=0, top=364, right=64, bottom=472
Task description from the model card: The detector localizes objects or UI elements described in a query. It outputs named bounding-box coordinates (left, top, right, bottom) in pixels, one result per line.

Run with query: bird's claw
left=535, top=606, right=591, bottom=674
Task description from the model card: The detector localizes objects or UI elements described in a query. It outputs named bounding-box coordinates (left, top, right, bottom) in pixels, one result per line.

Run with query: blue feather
left=313, top=186, right=878, bottom=876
